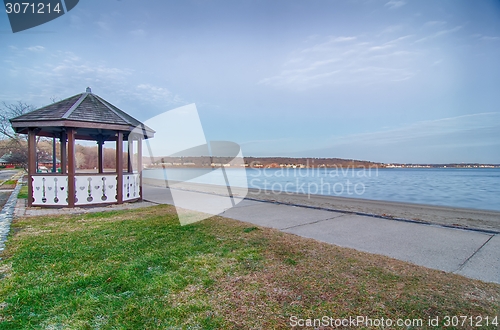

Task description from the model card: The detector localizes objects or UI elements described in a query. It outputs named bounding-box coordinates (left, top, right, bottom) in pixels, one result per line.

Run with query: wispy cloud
left=96, top=21, right=111, bottom=32
left=331, top=36, right=357, bottom=42
left=26, top=46, right=45, bottom=52
left=301, top=36, right=357, bottom=53
left=134, top=83, right=173, bottom=103
left=258, top=33, right=418, bottom=89
left=368, top=44, right=394, bottom=52
left=414, top=26, right=462, bottom=43
left=423, top=21, right=447, bottom=28
left=130, top=29, right=146, bottom=37
left=378, top=25, right=403, bottom=35
left=385, top=35, right=414, bottom=44
left=479, top=36, right=500, bottom=41
left=385, top=0, right=406, bottom=9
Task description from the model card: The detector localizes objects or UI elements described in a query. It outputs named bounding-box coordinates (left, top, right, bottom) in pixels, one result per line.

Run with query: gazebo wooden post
left=116, top=131, right=124, bottom=204
left=137, top=137, right=143, bottom=200
left=67, top=128, right=76, bottom=207
left=27, top=128, right=37, bottom=207
left=97, top=139, right=104, bottom=174
left=60, top=131, right=67, bottom=174
left=52, top=136, right=57, bottom=173
left=127, top=138, right=133, bottom=173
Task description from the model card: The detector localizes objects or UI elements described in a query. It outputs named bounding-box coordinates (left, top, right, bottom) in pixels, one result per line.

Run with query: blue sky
left=1, top=0, right=499, bottom=163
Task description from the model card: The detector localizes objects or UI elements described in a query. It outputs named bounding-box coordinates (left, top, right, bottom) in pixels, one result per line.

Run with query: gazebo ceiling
left=10, top=88, right=155, bottom=141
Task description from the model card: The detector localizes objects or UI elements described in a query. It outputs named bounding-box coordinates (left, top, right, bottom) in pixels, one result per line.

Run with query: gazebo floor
left=14, top=198, right=156, bottom=218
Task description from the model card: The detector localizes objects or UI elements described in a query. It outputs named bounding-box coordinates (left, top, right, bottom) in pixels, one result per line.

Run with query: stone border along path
left=0, top=176, right=23, bottom=253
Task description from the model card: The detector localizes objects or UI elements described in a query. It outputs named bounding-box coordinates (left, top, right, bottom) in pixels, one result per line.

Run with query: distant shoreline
left=144, top=156, right=500, bottom=169
left=144, top=164, right=500, bottom=169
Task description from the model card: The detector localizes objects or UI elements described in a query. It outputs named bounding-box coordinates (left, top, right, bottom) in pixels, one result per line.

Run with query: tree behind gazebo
left=0, top=101, right=37, bottom=169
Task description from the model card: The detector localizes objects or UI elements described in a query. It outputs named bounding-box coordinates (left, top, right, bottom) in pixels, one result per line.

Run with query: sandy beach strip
left=246, top=189, right=500, bottom=233
left=142, top=178, right=500, bottom=233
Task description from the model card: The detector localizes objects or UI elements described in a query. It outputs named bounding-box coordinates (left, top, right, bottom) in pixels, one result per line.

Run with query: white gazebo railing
left=31, top=173, right=140, bottom=207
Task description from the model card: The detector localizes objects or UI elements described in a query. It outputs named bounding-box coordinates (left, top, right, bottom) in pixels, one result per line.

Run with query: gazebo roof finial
left=86, top=87, right=92, bottom=93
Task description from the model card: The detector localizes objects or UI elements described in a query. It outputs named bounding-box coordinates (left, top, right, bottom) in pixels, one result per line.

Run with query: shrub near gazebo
left=10, top=88, right=155, bottom=207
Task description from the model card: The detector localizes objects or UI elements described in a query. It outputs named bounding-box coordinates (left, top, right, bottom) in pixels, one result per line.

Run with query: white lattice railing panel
left=32, top=175, right=69, bottom=206
left=75, top=175, right=118, bottom=206
left=32, top=173, right=140, bottom=207
left=123, top=174, right=140, bottom=201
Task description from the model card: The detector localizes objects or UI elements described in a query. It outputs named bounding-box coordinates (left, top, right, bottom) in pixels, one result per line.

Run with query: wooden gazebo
left=10, top=88, right=155, bottom=208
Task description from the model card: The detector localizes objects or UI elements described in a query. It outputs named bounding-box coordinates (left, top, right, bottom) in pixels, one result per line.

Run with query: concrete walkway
left=143, top=185, right=499, bottom=284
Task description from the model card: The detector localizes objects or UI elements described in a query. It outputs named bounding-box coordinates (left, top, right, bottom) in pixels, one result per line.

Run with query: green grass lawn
left=1, top=180, right=17, bottom=186
left=0, top=205, right=498, bottom=329
left=15, top=185, right=28, bottom=200
left=0, top=180, right=20, bottom=191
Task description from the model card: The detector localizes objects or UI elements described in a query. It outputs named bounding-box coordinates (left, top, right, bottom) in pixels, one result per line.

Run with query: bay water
left=143, top=167, right=500, bottom=212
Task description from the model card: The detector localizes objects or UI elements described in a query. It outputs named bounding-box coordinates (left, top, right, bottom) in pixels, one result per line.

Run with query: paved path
left=0, top=171, right=24, bottom=253
left=0, top=183, right=22, bottom=252
left=0, top=170, right=20, bottom=210
left=143, top=185, right=499, bottom=284
left=0, top=170, right=19, bottom=182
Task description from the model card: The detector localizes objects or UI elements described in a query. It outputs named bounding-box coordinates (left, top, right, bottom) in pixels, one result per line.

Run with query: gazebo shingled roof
left=10, top=88, right=155, bottom=141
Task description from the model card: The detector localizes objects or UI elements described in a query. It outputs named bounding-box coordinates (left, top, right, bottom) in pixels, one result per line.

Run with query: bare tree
left=0, top=101, right=36, bottom=169
left=0, top=101, right=36, bottom=140
left=75, top=152, right=86, bottom=169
